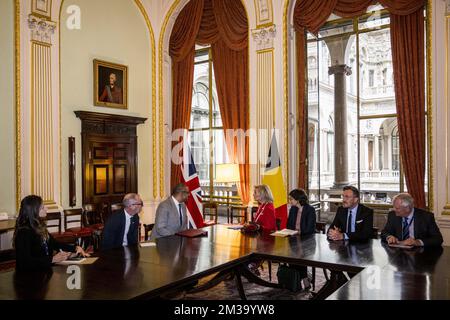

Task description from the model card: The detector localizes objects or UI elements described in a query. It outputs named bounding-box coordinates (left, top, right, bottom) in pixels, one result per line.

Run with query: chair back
left=230, top=205, right=248, bottom=224
left=111, top=203, right=124, bottom=213
left=82, top=203, right=103, bottom=226
left=372, top=227, right=379, bottom=239
left=143, top=223, right=155, bottom=241
left=202, top=202, right=218, bottom=223
left=45, top=211, right=62, bottom=233
left=63, top=208, right=83, bottom=230
left=315, top=221, right=327, bottom=234
left=250, top=206, right=258, bottom=222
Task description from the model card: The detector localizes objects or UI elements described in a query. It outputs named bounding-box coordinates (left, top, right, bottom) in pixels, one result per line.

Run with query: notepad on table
left=270, top=229, right=299, bottom=237
left=56, top=257, right=98, bottom=265
left=140, top=242, right=156, bottom=247
left=227, top=225, right=244, bottom=230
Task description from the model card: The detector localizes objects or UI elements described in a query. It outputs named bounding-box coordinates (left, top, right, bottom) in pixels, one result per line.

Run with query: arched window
left=327, top=116, right=334, bottom=173
left=391, top=126, right=400, bottom=171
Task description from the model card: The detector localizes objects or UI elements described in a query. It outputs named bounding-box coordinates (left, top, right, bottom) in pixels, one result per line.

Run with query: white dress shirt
left=122, top=209, right=133, bottom=246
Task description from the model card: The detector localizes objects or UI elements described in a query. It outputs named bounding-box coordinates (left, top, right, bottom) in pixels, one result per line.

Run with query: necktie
left=402, top=217, right=410, bottom=240
left=347, top=210, right=352, bottom=233
left=179, top=204, right=183, bottom=227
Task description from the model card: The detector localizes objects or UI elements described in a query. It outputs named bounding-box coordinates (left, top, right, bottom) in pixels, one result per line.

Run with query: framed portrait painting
left=94, top=59, right=128, bottom=109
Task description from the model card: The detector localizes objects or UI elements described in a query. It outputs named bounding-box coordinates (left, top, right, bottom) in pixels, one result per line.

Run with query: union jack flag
left=180, top=146, right=205, bottom=228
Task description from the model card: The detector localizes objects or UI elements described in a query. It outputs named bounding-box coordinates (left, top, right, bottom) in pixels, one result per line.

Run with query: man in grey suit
left=150, top=183, right=190, bottom=240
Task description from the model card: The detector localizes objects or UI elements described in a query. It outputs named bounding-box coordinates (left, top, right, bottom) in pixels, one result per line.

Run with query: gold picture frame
left=94, top=59, right=128, bottom=109
left=31, top=0, right=52, bottom=20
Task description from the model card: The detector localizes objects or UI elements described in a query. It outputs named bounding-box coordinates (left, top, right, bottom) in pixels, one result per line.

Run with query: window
left=391, top=126, right=400, bottom=171
left=382, top=68, right=387, bottom=86
left=306, top=4, right=428, bottom=207
left=189, top=47, right=229, bottom=197
left=369, top=70, right=374, bottom=87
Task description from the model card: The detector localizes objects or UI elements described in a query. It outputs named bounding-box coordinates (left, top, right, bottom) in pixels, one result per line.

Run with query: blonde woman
left=253, top=185, right=277, bottom=232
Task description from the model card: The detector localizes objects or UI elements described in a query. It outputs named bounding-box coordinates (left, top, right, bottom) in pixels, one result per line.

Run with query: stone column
left=328, top=64, right=352, bottom=188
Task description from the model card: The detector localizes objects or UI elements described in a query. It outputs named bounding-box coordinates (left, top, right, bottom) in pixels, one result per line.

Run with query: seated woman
left=252, top=185, right=277, bottom=232
left=246, top=185, right=277, bottom=276
left=14, top=195, right=89, bottom=271
left=286, top=188, right=317, bottom=289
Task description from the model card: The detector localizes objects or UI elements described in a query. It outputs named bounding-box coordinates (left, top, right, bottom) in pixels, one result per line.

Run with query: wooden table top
left=0, top=224, right=449, bottom=300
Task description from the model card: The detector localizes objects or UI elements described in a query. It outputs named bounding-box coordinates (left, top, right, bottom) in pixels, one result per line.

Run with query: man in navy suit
left=101, top=193, right=142, bottom=250
left=327, top=186, right=374, bottom=242
left=381, top=193, right=442, bottom=247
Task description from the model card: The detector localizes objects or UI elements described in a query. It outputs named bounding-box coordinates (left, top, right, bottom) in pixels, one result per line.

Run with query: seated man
left=101, top=193, right=142, bottom=250
left=327, top=186, right=374, bottom=242
left=381, top=193, right=443, bottom=247
left=150, top=183, right=189, bottom=240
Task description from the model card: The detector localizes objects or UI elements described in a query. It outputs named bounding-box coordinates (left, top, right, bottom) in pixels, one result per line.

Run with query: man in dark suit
left=381, top=193, right=443, bottom=247
left=101, top=193, right=142, bottom=250
left=327, top=186, right=374, bottom=242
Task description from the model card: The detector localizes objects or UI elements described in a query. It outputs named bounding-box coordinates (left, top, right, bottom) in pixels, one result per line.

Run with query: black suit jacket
left=286, top=204, right=316, bottom=236
left=381, top=208, right=443, bottom=247
left=327, top=204, right=374, bottom=242
left=15, top=227, right=76, bottom=271
left=101, top=210, right=140, bottom=250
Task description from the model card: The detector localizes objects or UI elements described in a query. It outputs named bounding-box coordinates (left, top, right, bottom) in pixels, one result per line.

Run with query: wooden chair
left=230, top=205, right=248, bottom=224
left=82, top=204, right=104, bottom=251
left=110, top=203, right=124, bottom=213
left=64, top=209, right=93, bottom=248
left=45, top=211, right=77, bottom=245
left=143, top=223, right=155, bottom=241
left=203, top=202, right=218, bottom=224
left=372, top=227, right=379, bottom=239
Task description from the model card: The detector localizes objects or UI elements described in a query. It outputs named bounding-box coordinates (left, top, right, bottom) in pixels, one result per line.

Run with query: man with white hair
left=381, top=193, right=443, bottom=247
left=101, top=193, right=142, bottom=250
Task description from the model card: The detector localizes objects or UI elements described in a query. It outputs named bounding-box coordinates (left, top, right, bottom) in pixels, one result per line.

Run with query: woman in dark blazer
left=285, top=189, right=316, bottom=289
left=14, top=195, right=89, bottom=271
left=287, top=189, right=316, bottom=235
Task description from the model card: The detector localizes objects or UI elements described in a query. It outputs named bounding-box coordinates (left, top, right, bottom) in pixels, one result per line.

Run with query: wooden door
left=75, top=111, right=146, bottom=208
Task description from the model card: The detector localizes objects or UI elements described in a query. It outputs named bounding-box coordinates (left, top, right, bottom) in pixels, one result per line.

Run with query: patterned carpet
left=171, top=261, right=327, bottom=300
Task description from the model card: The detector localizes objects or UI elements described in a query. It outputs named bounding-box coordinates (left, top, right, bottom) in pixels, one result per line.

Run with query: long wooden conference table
left=0, top=224, right=449, bottom=300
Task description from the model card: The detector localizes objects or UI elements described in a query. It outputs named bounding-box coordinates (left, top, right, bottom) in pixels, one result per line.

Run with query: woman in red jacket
left=253, top=185, right=277, bottom=232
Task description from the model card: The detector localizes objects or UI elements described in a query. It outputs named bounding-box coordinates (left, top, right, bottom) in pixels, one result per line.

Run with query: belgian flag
left=262, top=132, right=288, bottom=230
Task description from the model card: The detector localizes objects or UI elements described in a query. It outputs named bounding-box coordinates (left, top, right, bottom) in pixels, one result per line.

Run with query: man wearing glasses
left=101, top=193, right=143, bottom=250
left=150, top=183, right=190, bottom=240
left=327, top=186, right=374, bottom=242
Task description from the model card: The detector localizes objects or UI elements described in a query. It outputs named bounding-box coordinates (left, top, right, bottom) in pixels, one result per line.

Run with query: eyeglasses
left=131, top=202, right=143, bottom=206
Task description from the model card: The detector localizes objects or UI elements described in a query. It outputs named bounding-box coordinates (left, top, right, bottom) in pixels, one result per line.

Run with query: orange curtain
left=202, top=0, right=250, bottom=204
left=169, top=0, right=204, bottom=190
left=169, top=0, right=250, bottom=204
left=293, top=0, right=426, bottom=207
left=390, top=9, right=425, bottom=208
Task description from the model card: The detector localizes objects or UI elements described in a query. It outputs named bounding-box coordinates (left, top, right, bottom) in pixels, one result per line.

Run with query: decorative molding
left=328, top=64, right=352, bottom=76
left=283, top=0, right=290, bottom=188
left=437, top=217, right=450, bottom=227
left=255, top=0, right=273, bottom=29
left=31, top=0, right=52, bottom=20
left=252, top=24, right=277, bottom=50
left=15, top=0, right=21, bottom=210
left=133, top=0, right=157, bottom=200
left=28, top=14, right=56, bottom=45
